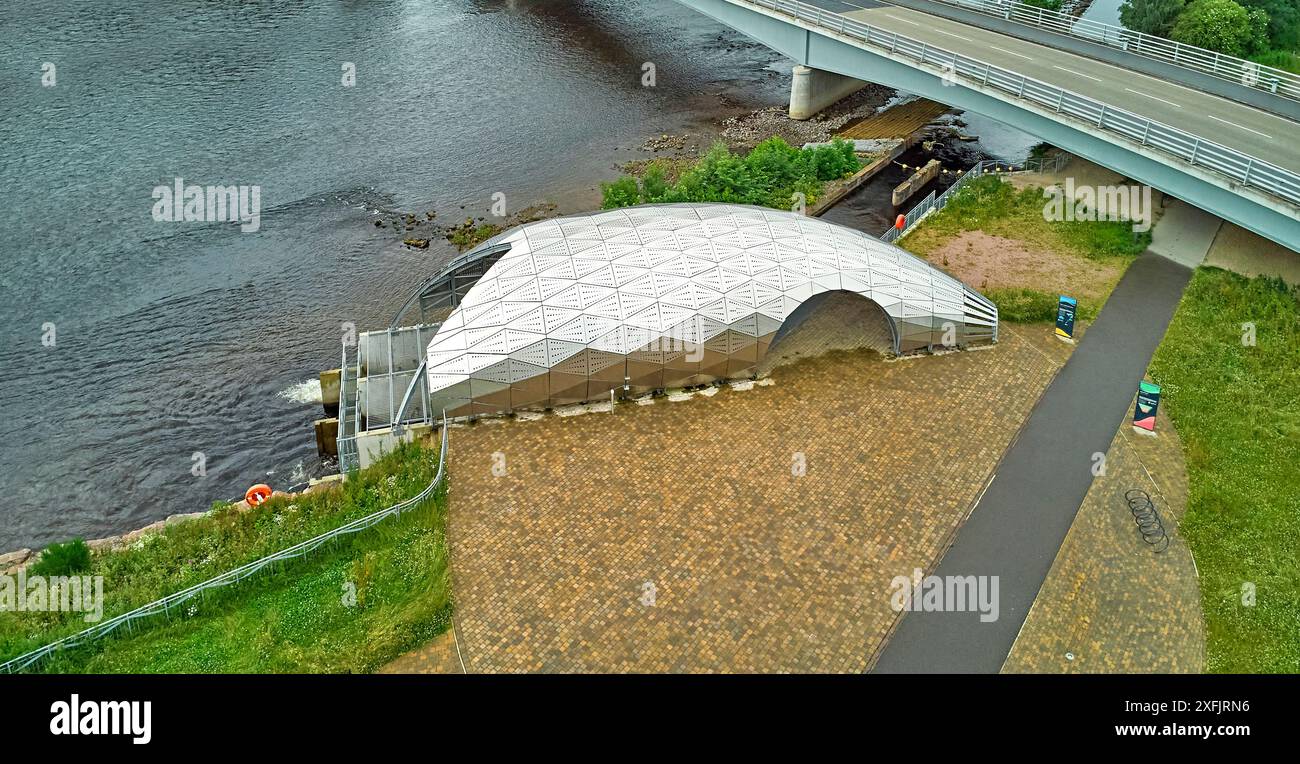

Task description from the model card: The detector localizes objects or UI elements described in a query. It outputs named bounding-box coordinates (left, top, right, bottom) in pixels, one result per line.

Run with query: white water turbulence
left=278, top=379, right=323, bottom=406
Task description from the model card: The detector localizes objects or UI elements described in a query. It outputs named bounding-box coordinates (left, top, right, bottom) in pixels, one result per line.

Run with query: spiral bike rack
left=1125, top=488, right=1169, bottom=553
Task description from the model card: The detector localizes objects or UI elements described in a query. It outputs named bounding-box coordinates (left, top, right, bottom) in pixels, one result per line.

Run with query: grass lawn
left=902, top=175, right=1149, bottom=322
left=1149, top=268, right=1300, bottom=672
left=2, top=440, right=452, bottom=673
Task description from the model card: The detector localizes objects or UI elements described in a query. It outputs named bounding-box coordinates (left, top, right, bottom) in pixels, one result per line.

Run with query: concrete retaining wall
left=893, top=159, right=941, bottom=206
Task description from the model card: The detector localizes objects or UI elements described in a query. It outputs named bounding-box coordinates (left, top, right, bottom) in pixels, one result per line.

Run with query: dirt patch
left=1206, top=221, right=1300, bottom=286
left=927, top=230, right=1123, bottom=303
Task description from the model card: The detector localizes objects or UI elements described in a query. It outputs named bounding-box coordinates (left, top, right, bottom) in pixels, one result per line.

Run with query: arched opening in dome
left=758, top=290, right=898, bottom=376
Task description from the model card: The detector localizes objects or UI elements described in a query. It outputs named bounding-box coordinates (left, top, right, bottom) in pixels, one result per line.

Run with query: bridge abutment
left=789, top=65, right=866, bottom=120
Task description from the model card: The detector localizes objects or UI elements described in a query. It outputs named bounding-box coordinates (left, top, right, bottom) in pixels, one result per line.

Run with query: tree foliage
left=1238, top=0, right=1300, bottom=50
left=1119, top=0, right=1187, bottom=36
left=1170, top=0, right=1265, bottom=57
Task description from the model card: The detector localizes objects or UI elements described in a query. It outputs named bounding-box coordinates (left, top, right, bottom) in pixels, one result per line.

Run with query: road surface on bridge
left=795, top=0, right=1300, bottom=178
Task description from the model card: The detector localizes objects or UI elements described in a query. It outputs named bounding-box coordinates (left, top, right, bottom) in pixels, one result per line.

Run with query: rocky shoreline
left=372, top=83, right=900, bottom=252
left=719, top=84, right=894, bottom=150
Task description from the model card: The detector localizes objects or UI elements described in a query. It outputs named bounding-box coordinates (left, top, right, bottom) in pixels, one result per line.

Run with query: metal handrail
left=880, top=153, right=1069, bottom=242
left=919, top=0, right=1300, bottom=102
left=736, top=0, right=1300, bottom=207
left=881, top=160, right=991, bottom=242
left=392, top=359, right=428, bottom=437
left=337, top=338, right=360, bottom=473
left=389, top=242, right=513, bottom=330
left=1, top=414, right=450, bottom=674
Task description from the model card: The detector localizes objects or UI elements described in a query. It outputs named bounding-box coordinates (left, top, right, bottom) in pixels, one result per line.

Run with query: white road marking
left=989, top=45, right=1033, bottom=60
left=1124, top=88, right=1182, bottom=108
left=1052, top=65, right=1101, bottom=82
left=1206, top=114, right=1273, bottom=139
left=936, top=30, right=973, bottom=41
left=884, top=13, right=922, bottom=25
left=972, top=473, right=996, bottom=511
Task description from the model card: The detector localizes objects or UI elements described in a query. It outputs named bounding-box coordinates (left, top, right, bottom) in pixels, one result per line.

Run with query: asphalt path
left=871, top=253, right=1193, bottom=673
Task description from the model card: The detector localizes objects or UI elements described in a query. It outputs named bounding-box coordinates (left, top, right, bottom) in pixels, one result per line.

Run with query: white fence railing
left=927, top=0, right=1300, bottom=102
left=737, top=0, right=1300, bottom=207
left=0, top=417, right=449, bottom=674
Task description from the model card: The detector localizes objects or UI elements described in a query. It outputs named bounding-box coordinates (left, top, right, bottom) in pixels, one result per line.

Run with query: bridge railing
left=741, top=0, right=1300, bottom=207
left=921, top=0, right=1300, bottom=103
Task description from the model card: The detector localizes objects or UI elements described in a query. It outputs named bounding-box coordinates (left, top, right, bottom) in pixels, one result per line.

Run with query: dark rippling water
left=0, top=0, right=793, bottom=550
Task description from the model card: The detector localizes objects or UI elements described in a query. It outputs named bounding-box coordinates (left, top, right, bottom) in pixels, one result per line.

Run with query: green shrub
left=29, top=539, right=92, bottom=577
left=601, top=137, right=860, bottom=212
left=600, top=176, right=640, bottom=209
left=983, top=287, right=1102, bottom=323
left=1028, top=142, right=1055, bottom=161
left=673, top=143, right=761, bottom=204
left=1238, top=0, right=1298, bottom=49
left=1250, top=48, right=1300, bottom=73
left=808, top=139, right=860, bottom=181
left=641, top=164, right=670, bottom=202
left=982, top=288, right=1060, bottom=323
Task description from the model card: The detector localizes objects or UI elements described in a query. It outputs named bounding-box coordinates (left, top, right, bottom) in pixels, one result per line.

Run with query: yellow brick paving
left=1003, top=400, right=1205, bottom=673
left=379, top=631, right=463, bottom=674
left=440, top=310, right=1072, bottom=673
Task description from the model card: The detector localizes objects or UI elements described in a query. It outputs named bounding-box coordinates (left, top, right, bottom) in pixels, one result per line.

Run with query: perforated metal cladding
left=426, top=203, right=997, bottom=415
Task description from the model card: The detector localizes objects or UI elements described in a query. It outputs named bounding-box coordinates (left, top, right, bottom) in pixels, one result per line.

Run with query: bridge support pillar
left=789, top=65, right=866, bottom=120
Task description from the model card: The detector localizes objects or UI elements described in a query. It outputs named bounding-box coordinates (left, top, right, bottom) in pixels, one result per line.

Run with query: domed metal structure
left=422, top=203, right=997, bottom=416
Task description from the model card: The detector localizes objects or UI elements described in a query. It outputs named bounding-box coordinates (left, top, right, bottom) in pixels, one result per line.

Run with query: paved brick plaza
left=438, top=308, right=1072, bottom=672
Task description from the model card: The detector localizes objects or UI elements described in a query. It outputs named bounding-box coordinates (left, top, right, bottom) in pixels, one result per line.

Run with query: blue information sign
left=1055, top=296, right=1077, bottom=340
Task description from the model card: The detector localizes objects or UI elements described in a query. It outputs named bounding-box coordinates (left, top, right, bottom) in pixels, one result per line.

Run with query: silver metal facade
left=425, top=203, right=997, bottom=416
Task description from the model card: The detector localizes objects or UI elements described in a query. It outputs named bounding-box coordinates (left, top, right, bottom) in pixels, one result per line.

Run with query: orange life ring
left=245, top=484, right=273, bottom=506
left=894, top=214, right=906, bottom=231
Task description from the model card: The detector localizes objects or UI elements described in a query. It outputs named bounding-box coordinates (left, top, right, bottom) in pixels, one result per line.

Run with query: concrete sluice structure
left=336, top=203, right=997, bottom=469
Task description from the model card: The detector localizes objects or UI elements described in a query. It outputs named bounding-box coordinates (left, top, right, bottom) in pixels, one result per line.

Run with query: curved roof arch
left=424, top=203, right=997, bottom=415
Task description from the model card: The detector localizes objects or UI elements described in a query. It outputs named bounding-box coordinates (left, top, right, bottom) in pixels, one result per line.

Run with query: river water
left=0, top=0, right=1036, bottom=551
